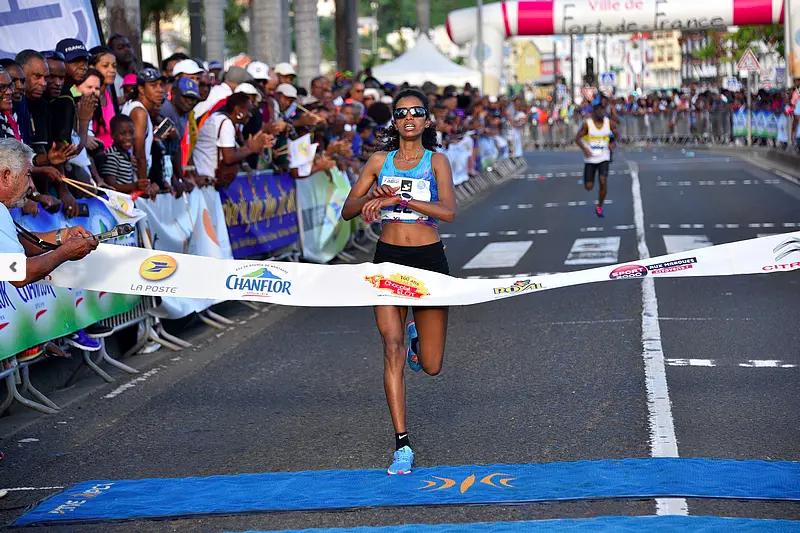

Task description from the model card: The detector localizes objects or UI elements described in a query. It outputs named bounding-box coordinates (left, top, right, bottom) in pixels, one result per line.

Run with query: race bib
left=379, top=176, right=431, bottom=222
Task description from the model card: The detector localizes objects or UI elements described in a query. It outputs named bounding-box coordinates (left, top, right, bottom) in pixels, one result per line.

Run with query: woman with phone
left=342, top=88, right=456, bottom=475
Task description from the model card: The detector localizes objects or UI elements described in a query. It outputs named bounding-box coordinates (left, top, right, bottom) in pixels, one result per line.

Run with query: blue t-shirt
left=0, top=203, right=24, bottom=254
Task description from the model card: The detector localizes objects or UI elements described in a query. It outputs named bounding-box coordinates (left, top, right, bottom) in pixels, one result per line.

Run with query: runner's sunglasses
left=393, top=106, right=427, bottom=120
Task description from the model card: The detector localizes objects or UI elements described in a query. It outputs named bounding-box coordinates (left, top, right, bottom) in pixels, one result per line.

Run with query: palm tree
left=294, top=0, right=321, bottom=88
left=107, top=0, right=143, bottom=69
left=251, top=0, right=283, bottom=66
left=204, top=0, right=226, bottom=63
left=417, top=0, right=430, bottom=36
left=281, top=0, right=292, bottom=62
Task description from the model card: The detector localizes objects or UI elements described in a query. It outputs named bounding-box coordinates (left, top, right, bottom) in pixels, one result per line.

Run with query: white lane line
left=615, top=224, right=636, bottom=230
left=0, top=486, right=65, bottom=492
left=581, top=226, right=605, bottom=232
left=440, top=233, right=456, bottom=239
left=667, top=359, right=716, bottom=367
left=739, top=360, right=798, bottom=368
left=629, top=159, right=688, bottom=516
left=564, top=237, right=621, bottom=265
left=526, top=229, right=549, bottom=234
left=103, top=367, right=163, bottom=399
left=462, top=241, right=533, bottom=270
left=662, top=235, right=712, bottom=255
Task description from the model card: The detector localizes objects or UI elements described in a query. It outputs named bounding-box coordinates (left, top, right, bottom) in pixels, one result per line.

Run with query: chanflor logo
left=139, top=255, right=178, bottom=281
left=365, top=274, right=429, bottom=299
left=225, top=265, right=292, bottom=297
left=493, top=279, right=543, bottom=295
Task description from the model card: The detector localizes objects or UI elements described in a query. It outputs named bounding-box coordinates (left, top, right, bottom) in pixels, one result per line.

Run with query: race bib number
left=379, top=176, right=431, bottom=222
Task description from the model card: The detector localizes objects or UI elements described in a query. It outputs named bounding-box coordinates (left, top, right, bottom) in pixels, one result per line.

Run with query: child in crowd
left=96, top=114, right=153, bottom=194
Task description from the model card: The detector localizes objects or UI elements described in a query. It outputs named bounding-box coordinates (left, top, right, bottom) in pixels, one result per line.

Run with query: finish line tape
left=45, top=233, right=800, bottom=307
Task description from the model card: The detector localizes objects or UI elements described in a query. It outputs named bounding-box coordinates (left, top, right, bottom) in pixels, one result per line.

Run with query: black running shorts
left=373, top=240, right=450, bottom=276
left=584, top=161, right=610, bottom=184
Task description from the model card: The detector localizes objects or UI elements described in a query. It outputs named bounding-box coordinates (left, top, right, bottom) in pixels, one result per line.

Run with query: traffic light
left=585, top=57, right=595, bottom=86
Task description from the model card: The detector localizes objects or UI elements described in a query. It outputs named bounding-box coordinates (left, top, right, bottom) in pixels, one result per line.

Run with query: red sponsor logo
left=609, top=264, right=648, bottom=279
left=75, top=297, right=84, bottom=307
left=365, top=274, right=430, bottom=299
left=762, top=261, right=800, bottom=271
left=35, top=309, right=48, bottom=321
left=0, top=322, right=8, bottom=332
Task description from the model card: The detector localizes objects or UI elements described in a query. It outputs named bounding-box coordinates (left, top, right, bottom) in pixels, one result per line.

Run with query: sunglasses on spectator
left=42, top=50, right=65, bottom=60
left=393, top=106, right=427, bottom=120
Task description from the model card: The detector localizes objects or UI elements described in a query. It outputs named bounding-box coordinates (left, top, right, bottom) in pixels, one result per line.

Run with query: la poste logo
left=366, top=273, right=429, bottom=299
left=139, top=255, right=177, bottom=281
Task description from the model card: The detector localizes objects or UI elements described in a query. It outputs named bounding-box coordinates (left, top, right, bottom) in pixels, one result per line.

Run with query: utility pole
left=477, top=0, right=485, bottom=93
left=785, top=0, right=793, bottom=88
left=570, top=34, right=575, bottom=103
left=189, top=0, right=203, bottom=59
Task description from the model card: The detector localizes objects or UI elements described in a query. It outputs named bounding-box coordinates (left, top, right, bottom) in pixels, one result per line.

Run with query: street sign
left=737, top=48, right=761, bottom=72
left=724, top=77, right=742, bottom=91
left=600, top=72, right=615, bottom=86
left=582, top=86, right=598, bottom=102
left=776, top=67, right=786, bottom=84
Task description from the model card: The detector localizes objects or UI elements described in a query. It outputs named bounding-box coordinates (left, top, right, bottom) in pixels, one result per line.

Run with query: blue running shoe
left=406, top=321, right=421, bottom=372
left=66, top=330, right=101, bottom=352
left=388, top=445, right=414, bottom=475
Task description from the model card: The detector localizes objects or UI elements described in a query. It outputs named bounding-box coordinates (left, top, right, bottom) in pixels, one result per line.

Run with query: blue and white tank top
left=378, top=149, right=439, bottom=227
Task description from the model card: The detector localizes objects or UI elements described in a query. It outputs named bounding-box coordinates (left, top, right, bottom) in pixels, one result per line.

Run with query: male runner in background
left=575, top=102, right=616, bottom=217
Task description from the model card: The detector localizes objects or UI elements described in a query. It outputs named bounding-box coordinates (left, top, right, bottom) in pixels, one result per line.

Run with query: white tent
left=371, top=35, right=481, bottom=88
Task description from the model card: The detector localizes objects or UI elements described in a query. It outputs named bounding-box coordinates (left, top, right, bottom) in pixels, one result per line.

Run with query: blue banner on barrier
left=219, top=172, right=299, bottom=259
left=12, top=458, right=800, bottom=526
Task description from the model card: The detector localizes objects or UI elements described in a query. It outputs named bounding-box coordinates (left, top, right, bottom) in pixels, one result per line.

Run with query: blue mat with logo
left=12, top=458, right=800, bottom=527
left=227, top=516, right=800, bottom=533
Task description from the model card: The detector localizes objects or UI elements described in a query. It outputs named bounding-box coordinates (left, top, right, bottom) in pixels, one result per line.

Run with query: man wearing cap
left=55, top=39, right=89, bottom=94
left=193, top=66, right=254, bottom=124
left=161, top=77, right=201, bottom=193
left=121, top=68, right=166, bottom=188
left=172, top=59, right=204, bottom=84
left=274, top=63, right=296, bottom=87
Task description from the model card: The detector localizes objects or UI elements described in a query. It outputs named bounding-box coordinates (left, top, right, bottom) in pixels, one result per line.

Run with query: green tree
left=224, top=0, right=250, bottom=57
left=141, top=0, right=185, bottom=65
left=693, top=25, right=785, bottom=63
left=358, top=0, right=475, bottom=40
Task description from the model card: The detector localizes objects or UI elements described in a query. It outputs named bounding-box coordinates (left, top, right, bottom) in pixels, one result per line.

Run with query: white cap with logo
left=234, top=83, right=263, bottom=103
left=246, top=61, right=271, bottom=81
left=172, top=59, right=204, bottom=77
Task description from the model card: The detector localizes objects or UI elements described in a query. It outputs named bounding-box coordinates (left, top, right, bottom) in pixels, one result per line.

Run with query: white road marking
left=526, top=229, right=549, bottom=234
left=0, top=486, right=65, bottom=492
left=629, top=159, right=688, bottom=516
left=615, top=224, right=636, bottom=230
left=440, top=233, right=456, bottom=239
left=581, top=226, right=604, bottom=232
left=545, top=200, right=612, bottom=208
left=663, top=235, right=713, bottom=255
left=462, top=241, right=533, bottom=270
left=478, top=231, right=490, bottom=237
left=564, top=237, right=621, bottom=265
left=18, top=438, right=39, bottom=443
left=498, top=205, right=510, bottom=210
left=666, top=359, right=716, bottom=367
left=739, top=360, right=798, bottom=368
left=103, top=367, right=163, bottom=399
left=517, top=204, right=533, bottom=209
left=498, top=230, right=519, bottom=236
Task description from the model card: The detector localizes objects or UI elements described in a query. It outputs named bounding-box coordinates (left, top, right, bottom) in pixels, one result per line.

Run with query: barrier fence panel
left=218, top=171, right=300, bottom=259
left=2, top=198, right=142, bottom=360
left=295, top=167, right=353, bottom=264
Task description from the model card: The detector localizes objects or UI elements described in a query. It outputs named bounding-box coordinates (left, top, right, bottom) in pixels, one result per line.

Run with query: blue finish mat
left=13, top=458, right=800, bottom=526
left=228, top=516, right=800, bottom=533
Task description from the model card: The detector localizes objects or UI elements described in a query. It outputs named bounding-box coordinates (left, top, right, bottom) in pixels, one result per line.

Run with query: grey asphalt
left=0, top=148, right=798, bottom=532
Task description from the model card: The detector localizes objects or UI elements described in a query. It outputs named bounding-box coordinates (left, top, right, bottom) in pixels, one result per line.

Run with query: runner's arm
left=575, top=123, right=592, bottom=157
left=609, top=120, right=618, bottom=150
left=342, top=152, right=387, bottom=220
left=130, top=107, right=149, bottom=182
left=405, top=152, right=456, bottom=223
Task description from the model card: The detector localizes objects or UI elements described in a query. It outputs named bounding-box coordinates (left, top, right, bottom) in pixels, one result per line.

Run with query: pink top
left=93, top=88, right=116, bottom=150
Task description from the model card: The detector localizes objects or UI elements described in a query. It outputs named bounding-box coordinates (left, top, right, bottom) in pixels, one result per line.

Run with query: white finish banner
left=44, top=233, right=800, bottom=307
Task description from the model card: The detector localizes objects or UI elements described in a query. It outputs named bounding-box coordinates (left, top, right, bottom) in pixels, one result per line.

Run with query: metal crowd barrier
left=526, top=110, right=734, bottom=149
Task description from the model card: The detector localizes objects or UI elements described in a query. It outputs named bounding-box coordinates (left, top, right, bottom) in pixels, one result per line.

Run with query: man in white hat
left=274, top=62, right=296, bottom=86
left=171, top=59, right=204, bottom=84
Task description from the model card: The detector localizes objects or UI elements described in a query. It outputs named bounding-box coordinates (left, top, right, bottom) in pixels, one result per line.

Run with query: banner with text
left=219, top=171, right=299, bottom=259
left=44, top=233, right=800, bottom=309
left=295, top=167, right=352, bottom=263
left=0, top=0, right=102, bottom=59
left=733, top=109, right=779, bottom=139
left=1, top=199, right=141, bottom=359
left=135, top=189, right=230, bottom=319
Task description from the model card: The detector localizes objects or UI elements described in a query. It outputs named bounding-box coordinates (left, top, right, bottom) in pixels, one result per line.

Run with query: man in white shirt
left=0, top=139, right=96, bottom=287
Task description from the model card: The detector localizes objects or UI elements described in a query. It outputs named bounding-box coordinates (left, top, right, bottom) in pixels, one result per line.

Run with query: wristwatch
left=399, top=193, right=412, bottom=209
left=55, top=228, right=63, bottom=246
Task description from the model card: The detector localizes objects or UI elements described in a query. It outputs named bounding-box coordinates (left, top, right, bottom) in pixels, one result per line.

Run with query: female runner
left=342, top=88, right=456, bottom=475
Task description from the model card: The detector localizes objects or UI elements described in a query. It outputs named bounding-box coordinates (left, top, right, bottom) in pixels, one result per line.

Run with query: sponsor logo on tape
left=139, top=255, right=177, bottom=281
left=493, top=279, right=543, bottom=294
left=365, top=273, right=429, bottom=299
left=609, top=264, right=648, bottom=279
left=762, top=237, right=800, bottom=271
left=646, top=257, right=697, bottom=274
left=225, top=264, right=292, bottom=298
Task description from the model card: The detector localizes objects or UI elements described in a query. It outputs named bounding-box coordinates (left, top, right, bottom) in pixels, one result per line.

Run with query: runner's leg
left=597, top=161, right=609, bottom=207
left=411, top=307, right=449, bottom=376
left=584, top=163, right=596, bottom=191
left=375, top=305, right=409, bottom=433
